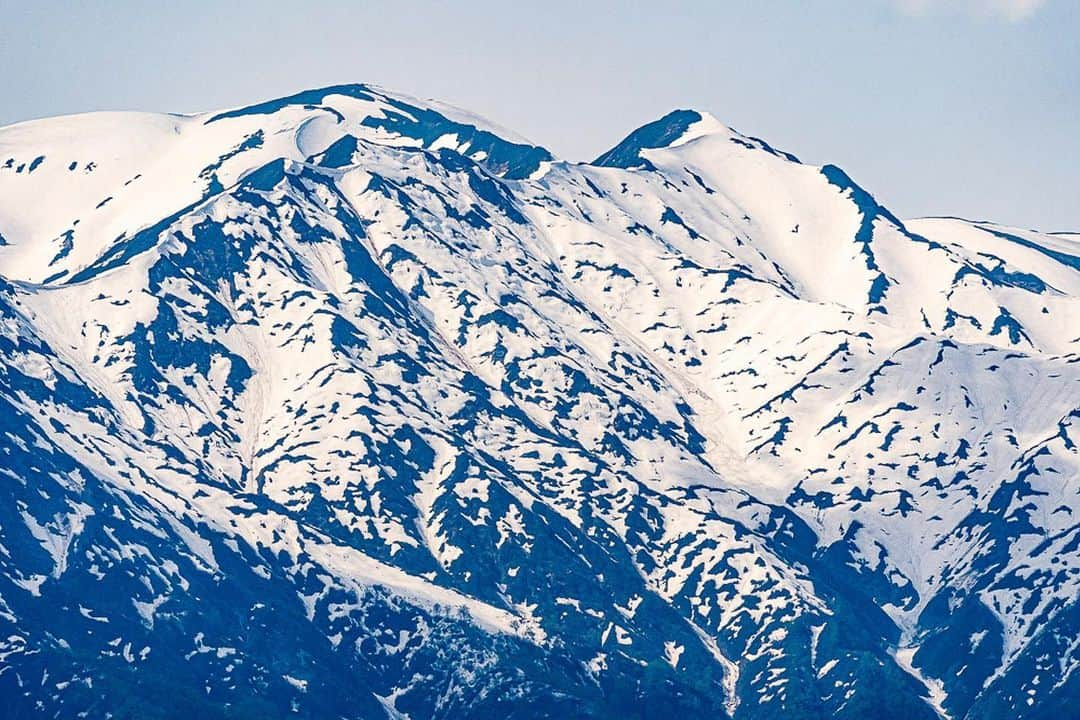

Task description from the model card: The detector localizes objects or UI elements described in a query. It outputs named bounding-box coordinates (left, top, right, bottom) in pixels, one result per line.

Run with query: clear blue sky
left=2, top=0, right=1076, bottom=230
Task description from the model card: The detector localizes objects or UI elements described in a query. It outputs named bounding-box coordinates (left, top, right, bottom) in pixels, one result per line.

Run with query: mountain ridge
left=0, top=84, right=1076, bottom=720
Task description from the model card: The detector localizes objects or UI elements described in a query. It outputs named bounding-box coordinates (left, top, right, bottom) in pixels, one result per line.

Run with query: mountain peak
left=206, top=83, right=555, bottom=180
left=592, top=108, right=801, bottom=170
left=593, top=109, right=717, bottom=168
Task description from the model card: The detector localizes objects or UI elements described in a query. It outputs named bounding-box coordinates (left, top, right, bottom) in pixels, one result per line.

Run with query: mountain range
left=0, top=83, right=1077, bottom=719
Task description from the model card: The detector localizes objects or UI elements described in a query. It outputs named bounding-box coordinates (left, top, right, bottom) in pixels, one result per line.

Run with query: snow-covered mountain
left=1, top=84, right=1076, bottom=720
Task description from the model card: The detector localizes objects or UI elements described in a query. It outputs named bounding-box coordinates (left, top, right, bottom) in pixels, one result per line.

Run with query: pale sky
left=1, top=0, right=1076, bottom=230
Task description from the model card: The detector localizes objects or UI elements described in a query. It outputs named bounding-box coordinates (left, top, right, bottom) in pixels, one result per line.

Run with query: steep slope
left=0, top=85, right=1076, bottom=720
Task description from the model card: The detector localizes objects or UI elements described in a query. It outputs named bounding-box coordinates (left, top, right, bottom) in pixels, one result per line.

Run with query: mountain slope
left=0, top=84, right=1076, bottom=720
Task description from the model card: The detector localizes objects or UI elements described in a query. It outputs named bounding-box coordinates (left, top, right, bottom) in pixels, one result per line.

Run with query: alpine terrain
left=0, top=84, right=1077, bottom=720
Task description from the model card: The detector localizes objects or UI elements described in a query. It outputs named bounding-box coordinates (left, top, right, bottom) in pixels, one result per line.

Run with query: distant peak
left=592, top=109, right=710, bottom=169
left=206, top=83, right=554, bottom=180
left=206, top=84, right=377, bottom=123
left=591, top=109, right=799, bottom=170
